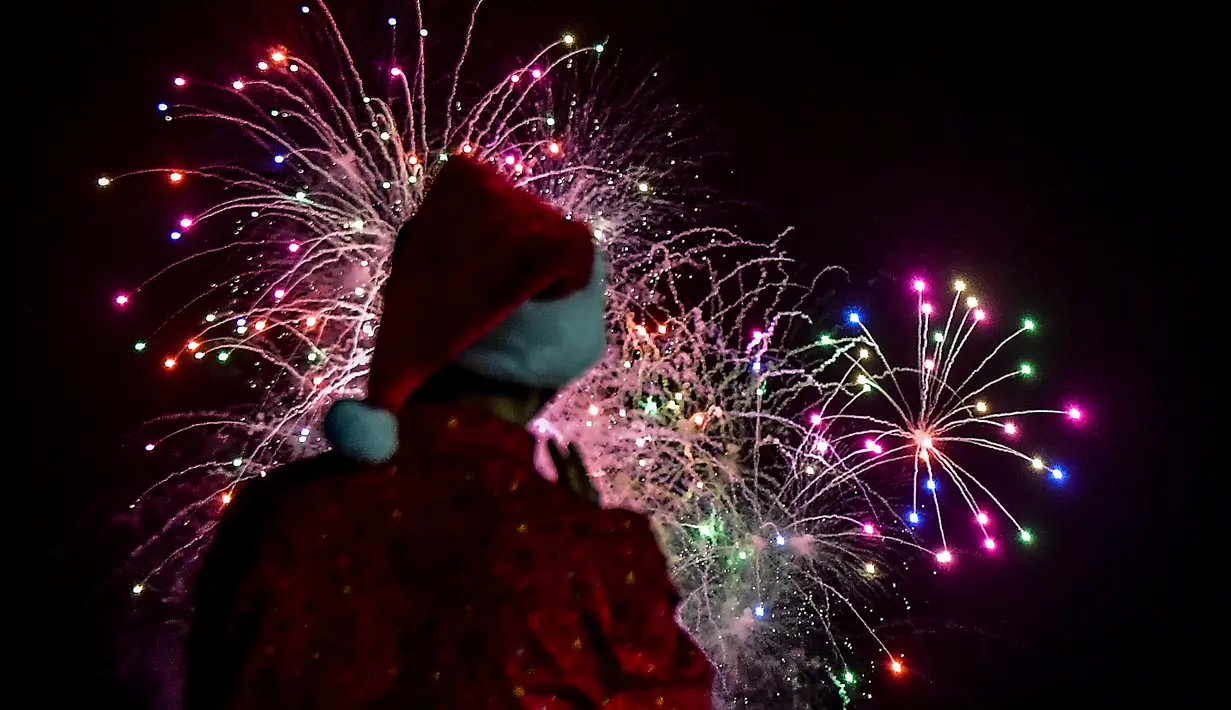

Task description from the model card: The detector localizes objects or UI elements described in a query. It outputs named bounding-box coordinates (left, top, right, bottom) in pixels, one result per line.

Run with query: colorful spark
left=809, top=276, right=1084, bottom=560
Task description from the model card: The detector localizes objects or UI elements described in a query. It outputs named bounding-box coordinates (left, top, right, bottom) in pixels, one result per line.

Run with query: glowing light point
left=217, top=352, right=230, bottom=362
left=975, top=401, right=988, bottom=413
left=954, top=279, right=966, bottom=292
left=844, top=669, right=857, bottom=683
left=923, top=358, right=935, bottom=370
left=145, top=443, right=155, bottom=452
left=775, top=534, right=786, bottom=546
left=692, top=412, right=705, bottom=426
left=1020, top=529, right=1033, bottom=543
left=170, top=231, right=182, bottom=241
left=1004, top=422, right=1018, bottom=435
left=168, top=171, right=184, bottom=184
left=984, top=537, right=997, bottom=550
left=97, top=177, right=111, bottom=187
left=973, top=308, right=986, bottom=321
left=976, top=511, right=990, bottom=525
left=419, top=28, right=428, bottom=37
left=594, top=44, right=605, bottom=53
left=921, top=303, right=933, bottom=315
left=966, top=296, right=978, bottom=308
left=132, top=584, right=143, bottom=595
left=848, top=311, right=861, bottom=324
left=173, top=76, right=186, bottom=87
left=115, top=294, right=129, bottom=306
left=753, top=604, right=766, bottom=618
left=509, top=73, right=520, bottom=83
left=288, top=242, right=300, bottom=253
left=638, top=182, right=650, bottom=193
left=231, top=80, right=245, bottom=90
left=936, top=549, right=953, bottom=564
left=563, top=33, right=575, bottom=45
left=156, top=103, right=168, bottom=112
left=504, top=155, right=516, bottom=165
left=273, top=288, right=286, bottom=300
left=387, top=17, right=397, bottom=25
left=912, top=278, right=926, bottom=292
left=862, top=523, right=876, bottom=535
left=925, top=478, right=937, bottom=491
left=1020, top=363, right=1034, bottom=376
left=163, top=358, right=177, bottom=369
left=274, top=154, right=285, bottom=164
left=179, top=217, right=194, bottom=229
left=864, top=439, right=883, bottom=454
left=257, top=61, right=269, bottom=71
left=819, top=334, right=833, bottom=345
left=1067, top=406, right=1083, bottom=420
left=858, top=348, right=869, bottom=359
left=908, top=511, right=921, bottom=525
left=891, top=660, right=904, bottom=674
left=390, top=67, right=403, bottom=77
left=133, top=342, right=146, bottom=352
left=1023, top=318, right=1036, bottom=331
left=221, top=493, right=232, bottom=504
left=1050, top=467, right=1065, bottom=481
left=548, top=141, right=561, bottom=154
left=186, top=340, right=200, bottom=351
left=531, top=68, right=542, bottom=79
left=1031, top=457, right=1045, bottom=470
left=809, top=413, right=822, bottom=426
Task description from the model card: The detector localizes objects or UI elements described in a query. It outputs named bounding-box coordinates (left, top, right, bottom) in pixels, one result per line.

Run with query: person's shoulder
left=252, top=451, right=357, bottom=497
left=215, top=452, right=356, bottom=531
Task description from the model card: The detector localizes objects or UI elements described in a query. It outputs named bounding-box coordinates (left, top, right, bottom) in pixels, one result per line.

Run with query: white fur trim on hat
left=455, top=252, right=608, bottom=389
left=323, top=398, right=400, bottom=464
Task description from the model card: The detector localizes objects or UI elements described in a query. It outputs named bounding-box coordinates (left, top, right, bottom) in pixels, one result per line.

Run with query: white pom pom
left=324, top=399, right=399, bottom=464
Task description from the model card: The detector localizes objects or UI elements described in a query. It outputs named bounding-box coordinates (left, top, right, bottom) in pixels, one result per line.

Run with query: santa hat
left=324, top=156, right=608, bottom=464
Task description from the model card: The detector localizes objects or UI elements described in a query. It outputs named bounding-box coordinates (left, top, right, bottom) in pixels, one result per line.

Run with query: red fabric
left=368, top=157, right=596, bottom=414
left=187, top=403, right=713, bottom=710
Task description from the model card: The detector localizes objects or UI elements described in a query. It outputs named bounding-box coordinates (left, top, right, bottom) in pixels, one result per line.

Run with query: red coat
left=186, top=402, right=713, bottom=709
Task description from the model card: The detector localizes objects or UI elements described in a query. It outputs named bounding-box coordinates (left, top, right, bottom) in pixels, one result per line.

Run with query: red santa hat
left=324, top=156, right=608, bottom=464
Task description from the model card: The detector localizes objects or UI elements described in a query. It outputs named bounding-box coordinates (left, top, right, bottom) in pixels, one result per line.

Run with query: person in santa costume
left=185, top=156, right=714, bottom=710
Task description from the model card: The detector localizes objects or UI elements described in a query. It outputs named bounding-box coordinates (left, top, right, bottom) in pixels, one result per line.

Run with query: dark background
left=20, top=1, right=1187, bottom=708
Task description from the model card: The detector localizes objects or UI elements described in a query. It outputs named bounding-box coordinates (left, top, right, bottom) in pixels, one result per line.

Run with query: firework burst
left=112, top=2, right=694, bottom=592
left=104, top=4, right=1078, bottom=708
left=801, top=277, right=1083, bottom=564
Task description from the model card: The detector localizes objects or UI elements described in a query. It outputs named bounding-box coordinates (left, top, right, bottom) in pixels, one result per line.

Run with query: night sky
left=21, top=2, right=1186, bottom=707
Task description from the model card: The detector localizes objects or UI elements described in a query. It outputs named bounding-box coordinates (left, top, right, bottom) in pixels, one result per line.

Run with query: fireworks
left=805, top=277, right=1083, bottom=562
left=106, top=3, right=1079, bottom=708
left=539, top=242, right=924, bottom=704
